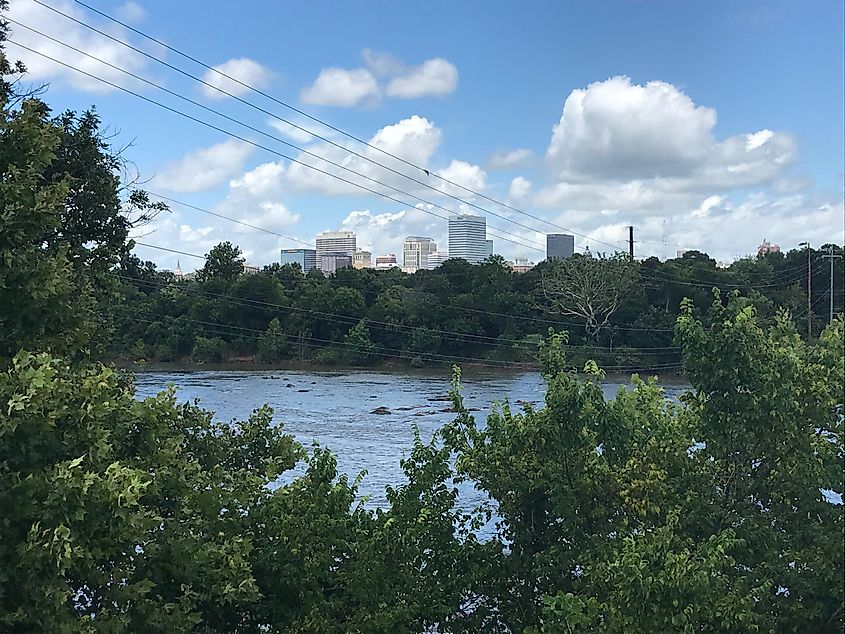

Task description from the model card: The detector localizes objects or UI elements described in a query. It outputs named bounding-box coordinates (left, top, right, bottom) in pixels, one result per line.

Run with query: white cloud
left=155, top=139, right=254, bottom=192
left=300, top=51, right=459, bottom=107
left=488, top=148, right=533, bottom=169
left=300, top=67, right=380, bottom=107
left=385, top=58, right=459, bottom=99
left=200, top=58, right=273, bottom=99
left=6, top=0, right=153, bottom=93
left=545, top=76, right=795, bottom=189
left=115, top=1, right=146, bottom=22
left=692, top=195, right=724, bottom=218
left=285, top=115, right=443, bottom=195
left=229, top=161, right=286, bottom=198
left=509, top=176, right=532, bottom=200
left=341, top=207, right=444, bottom=258
left=436, top=160, right=487, bottom=194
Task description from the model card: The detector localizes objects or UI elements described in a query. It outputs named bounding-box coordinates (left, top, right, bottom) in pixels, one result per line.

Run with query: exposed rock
left=370, top=406, right=391, bottom=415
left=297, top=389, right=309, bottom=393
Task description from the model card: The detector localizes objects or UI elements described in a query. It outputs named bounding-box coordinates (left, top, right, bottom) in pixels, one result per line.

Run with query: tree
left=541, top=252, right=635, bottom=337
left=442, top=298, right=844, bottom=632
left=343, top=318, right=377, bottom=365
left=256, top=317, right=289, bottom=363
left=196, top=242, right=245, bottom=284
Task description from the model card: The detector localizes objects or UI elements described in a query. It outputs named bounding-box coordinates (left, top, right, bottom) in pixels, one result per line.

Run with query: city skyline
left=7, top=1, right=841, bottom=272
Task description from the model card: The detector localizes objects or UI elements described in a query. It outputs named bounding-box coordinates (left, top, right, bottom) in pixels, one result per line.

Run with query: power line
left=128, top=240, right=682, bottom=334
left=118, top=311, right=684, bottom=374
left=6, top=33, right=545, bottom=255
left=113, top=269, right=684, bottom=356
left=38, top=0, right=625, bottom=254
left=6, top=39, right=545, bottom=255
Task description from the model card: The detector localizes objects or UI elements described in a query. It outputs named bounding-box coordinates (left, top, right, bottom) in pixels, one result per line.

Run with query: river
left=133, top=369, right=689, bottom=509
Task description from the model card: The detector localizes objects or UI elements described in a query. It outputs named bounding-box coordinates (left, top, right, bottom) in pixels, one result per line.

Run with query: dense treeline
left=1, top=18, right=843, bottom=632
left=108, top=239, right=843, bottom=370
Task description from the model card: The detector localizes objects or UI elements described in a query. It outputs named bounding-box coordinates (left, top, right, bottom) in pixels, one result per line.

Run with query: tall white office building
left=403, top=236, right=437, bottom=270
left=448, top=214, right=487, bottom=264
left=315, top=230, right=356, bottom=271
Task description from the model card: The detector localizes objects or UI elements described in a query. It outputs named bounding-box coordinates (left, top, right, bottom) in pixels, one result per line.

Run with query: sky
left=4, top=0, right=844, bottom=270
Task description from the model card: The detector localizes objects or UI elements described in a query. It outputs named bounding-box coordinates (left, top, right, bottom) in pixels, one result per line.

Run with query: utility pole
left=799, top=241, right=812, bottom=337
left=628, top=226, right=634, bottom=262
left=822, top=245, right=842, bottom=322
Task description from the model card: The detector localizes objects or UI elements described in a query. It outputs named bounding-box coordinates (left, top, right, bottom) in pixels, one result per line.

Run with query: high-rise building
left=316, top=230, right=356, bottom=271
left=403, top=236, right=437, bottom=270
left=448, top=214, right=487, bottom=264
left=353, top=249, right=372, bottom=269
left=280, top=248, right=317, bottom=272
left=427, top=252, right=449, bottom=268
left=485, top=239, right=494, bottom=259
left=375, top=254, right=398, bottom=269
left=320, top=253, right=353, bottom=275
left=547, top=233, right=575, bottom=260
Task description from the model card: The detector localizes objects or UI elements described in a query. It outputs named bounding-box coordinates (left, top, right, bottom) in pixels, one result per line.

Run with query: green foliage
left=256, top=317, right=290, bottom=363
left=442, top=300, right=844, bottom=632
left=191, top=335, right=226, bottom=363
left=0, top=351, right=302, bottom=631
left=342, top=318, right=377, bottom=365
left=196, top=241, right=245, bottom=284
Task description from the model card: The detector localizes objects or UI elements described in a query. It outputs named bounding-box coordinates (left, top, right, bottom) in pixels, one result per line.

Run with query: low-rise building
left=320, top=252, right=353, bottom=275
left=758, top=239, right=781, bottom=256
left=353, top=249, right=372, bottom=269
left=375, top=254, right=398, bottom=269
left=509, top=257, right=535, bottom=273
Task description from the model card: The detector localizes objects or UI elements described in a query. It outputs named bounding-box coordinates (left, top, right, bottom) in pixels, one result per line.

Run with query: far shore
left=112, top=358, right=687, bottom=382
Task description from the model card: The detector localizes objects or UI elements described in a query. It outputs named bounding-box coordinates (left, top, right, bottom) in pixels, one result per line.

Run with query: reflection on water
left=133, top=369, right=689, bottom=510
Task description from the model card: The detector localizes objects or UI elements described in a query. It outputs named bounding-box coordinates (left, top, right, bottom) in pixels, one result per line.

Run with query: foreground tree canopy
left=1, top=301, right=842, bottom=632
left=1, top=18, right=843, bottom=632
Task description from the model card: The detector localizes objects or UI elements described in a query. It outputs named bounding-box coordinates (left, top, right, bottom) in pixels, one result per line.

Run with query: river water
left=133, top=369, right=689, bottom=509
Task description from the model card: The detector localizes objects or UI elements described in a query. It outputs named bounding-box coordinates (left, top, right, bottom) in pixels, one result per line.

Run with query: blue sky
left=5, top=0, right=844, bottom=269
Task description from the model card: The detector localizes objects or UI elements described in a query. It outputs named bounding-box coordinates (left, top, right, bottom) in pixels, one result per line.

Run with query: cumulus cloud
left=5, top=0, right=153, bottom=93
left=523, top=75, right=814, bottom=261
left=488, top=148, right=533, bottom=169
left=545, top=75, right=795, bottom=188
left=341, top=207, right=444, bottom=258
left=285, top=115, right=443, bottom=195
left=200, top=58, right=273, bottom=99
left=300, top=50, right=458, bottom=107
left=137, top=159, right=305, bottom=270
left=154, top=139, right=254, bottom=192
left=300, top=67, right=380, bottom=107
left=385, top=58, right=459, bottom=99
left=509, top=176, right=532, bottom=200
left=436, top=160, right=487, bottom=195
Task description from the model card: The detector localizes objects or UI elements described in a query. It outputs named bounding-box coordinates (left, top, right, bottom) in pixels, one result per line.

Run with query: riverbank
left=115, top=357, right=686, bottom=381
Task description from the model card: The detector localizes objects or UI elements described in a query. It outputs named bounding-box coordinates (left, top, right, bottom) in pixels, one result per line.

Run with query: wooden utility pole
left=628, top=226, right=634, bottom=262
